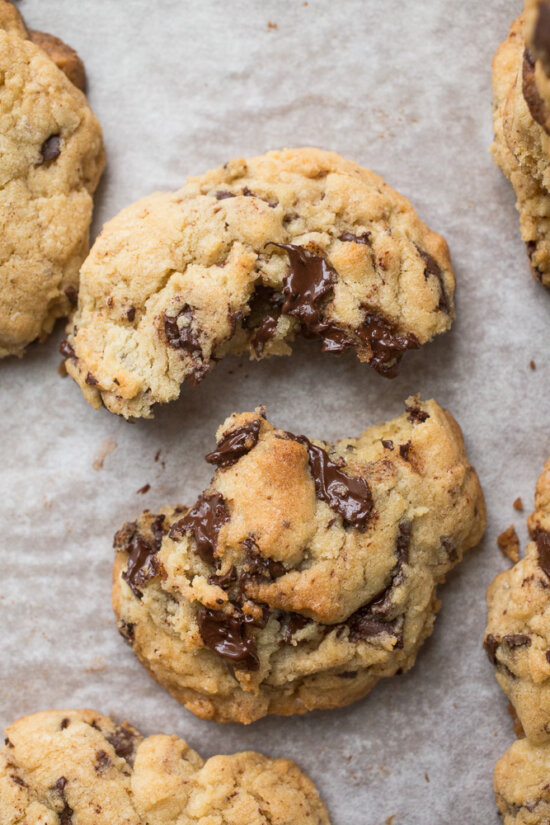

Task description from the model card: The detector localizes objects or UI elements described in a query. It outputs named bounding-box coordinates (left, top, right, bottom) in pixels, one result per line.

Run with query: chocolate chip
left=406, top=404, right=429, bottom=424
left=215, top=190, right=236, bottom=200
left=251, top=314, right=279, bottom=356
left=522, top=49, right=548, bottom=129
left=348, top=607, right=400, bottom=643
left=169, top=493, right=229, bottom=566
left=546, top=650, right=550, bottom=664
left=399, top=441, right=411, bottom=461
left=281, top=612, right=311, bottom=643
left=53, top=778, right=73, bottom=825
left=440, top=536, right=458, bottom=562
left=415, top=245, right=450, bottom=314
left=503, top=634, right=531, bottom=649
left=356, top=313, right=420, bottom=377
left=535, top=528, right=550, bottom=578
left=126, top=306, right=136, bottom=322
left=533, top=2, right=550, bottom=61
left=118, top=620, right=135, bottom=643
left=205, top=419, right=261, bottom=468
left=240, top=536, right=286, bottom=584
left=38, top=134, right=61, bottom=165
left=85, top=372, right=98, bottom=386
left=106, top=724, right=138, bottom=766
left=164, top=306, right=202, bottom=356
left=120, top=514, right=167, bottom=598
left=59, top=339, right=75, bottom=359
left=64, top=285, right=77, bottom=306
left=287, top=433, right=374, bottom=530
left=95, top=750, right=110, bottom=772
left=197, top=606, right=259, bottom=670
left=4, top=738, right=13, bottom=748
left=60, top=718, right=70, bottom=730
left=11, top=775, right=27, bottom=788
left=484, top=633, right=499, bottom=665
left=208, top=565, right=237, bottom=590
left=339, top=231, right=371, bottom=244
left=381, top=439, right=394, bottom=450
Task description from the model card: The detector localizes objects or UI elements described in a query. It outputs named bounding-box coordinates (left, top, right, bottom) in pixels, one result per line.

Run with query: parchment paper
left=1, top=1, right=547, bottom=822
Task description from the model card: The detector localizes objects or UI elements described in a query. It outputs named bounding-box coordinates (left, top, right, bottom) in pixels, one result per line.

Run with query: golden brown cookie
left=0, top=708, right=330, bottom=824
left=62, top=147, right=455, bottom=418
left=112, top=399, right=485, bottom=723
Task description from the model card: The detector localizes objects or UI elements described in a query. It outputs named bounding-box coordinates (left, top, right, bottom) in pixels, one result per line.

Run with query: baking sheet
left=1, top=0, right=547, bottom=821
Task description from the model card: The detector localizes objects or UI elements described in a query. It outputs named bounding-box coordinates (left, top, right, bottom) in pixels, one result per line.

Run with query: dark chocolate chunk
left=251, top=314, right=279, bottom=356
left=415, top=245, right=450, bottom=314
left=546, top=650, right=550, bottom=665
left=4, top=738, right=13, bottom=748
left=53, top=778, right=73, bottom=825
left=205, top=419, right=261, bottom=468
left=533, top=2, right=550, bottom=61
left=38, top=134, right=61, bottom=165
left=240, top=536, right=286, bottom=583
left=136, top=483, right=150, bottom=495
left=440, top=536, right=458, bottom=562
left=118, top=620, right=135, bottom=644
left=11, top=775, right=27, bottom=788
left=348, top=607, right=400, bottom=643
left=399, top=441, right=411, bottom=461
left=208, top=566, right=237, bottom=590
left=64, top=285, right=77, bottom=306
left=356, top=313, right=420, bottom=378
left=503, top=634, right=531, bottom=649
left=406, top=404, right=429, bottom=424
left=535, top=528, right=550, bottom=578
left=484, top=633, right=499, bottom=665
left=85, top=372, right=98, bottom=386
left=106, top=724, right=138, bottom=766
left=169, top=493, right=229, bottom=566
left=120, top=514, right=167, bottom=598
left=95, top=750, right=110, bottom=772
left=522, top=49, right=548, bottom=130
left=339, top=231, right=371, bottom=244
left=164, top=306, right=202, bottom=356
left=126, top=306, right=136, bottom=322
left=197, top=606, right=259, bottom=670
left=288, top=434, right=374, bottom=530
left=381, top=439, right=394, bottom=450
left=215, top=190, right=236, bottom=200
left=60, top=718, right=70, bottom=730
left=59, top=339, right=75, bottom=359
left=282, top=612, right=311, bottom=644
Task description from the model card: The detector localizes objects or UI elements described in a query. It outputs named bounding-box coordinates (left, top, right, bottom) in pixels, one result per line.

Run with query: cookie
left=495, top=738, right=550, bottom=824
left=62, top=147, right=455, bottom=418
left=112, top=399, right=485, bottom=724
left=485, top=459, right=550, bottom=744
left=491, top=7, right=550, bottom=285
left=0, top=1, right=104, bottom=358
left=0, top=708, right=330, bottom=824
left=524, top=0, right=550, bottom=133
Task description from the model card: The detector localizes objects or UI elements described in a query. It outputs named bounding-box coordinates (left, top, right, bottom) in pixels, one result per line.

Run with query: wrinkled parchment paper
left=2, top=1, right=548, bottom=821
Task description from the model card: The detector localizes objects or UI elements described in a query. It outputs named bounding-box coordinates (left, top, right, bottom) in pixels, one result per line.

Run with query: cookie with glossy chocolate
left=485, top=459, right=550, bottom=744
left=0, top=0, right=104, bottom=358
left=112, top=399, right=485, bottom=723
left=0, top=709, right=330, bottom=824
left=491, top=5, right=550, bottom=286
left=63, top=147, right=455, bottom=418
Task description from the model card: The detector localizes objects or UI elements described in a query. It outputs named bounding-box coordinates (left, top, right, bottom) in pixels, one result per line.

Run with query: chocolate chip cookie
left=491, top=4, right=550, bottom=285
left=112, top=399, right=485, bottom=723
left=0, top=0, right=104, bottom=358
left=0, top=708, right=330, bottom=824
left=485, top=460, right=550, bottom=744
left=494, top=737, right=550, bottom=824
left=62, top=147, right=455, bottom=418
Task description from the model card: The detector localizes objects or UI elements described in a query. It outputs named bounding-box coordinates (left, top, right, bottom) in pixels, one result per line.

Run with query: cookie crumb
left=92, top=437, right=117, bottom=471
left=530, top=359, right=536, bottom=370
left=267, top=20, right=278, bottom=29
left=385, top=817, right=396, bottom=825
left=136, top=484, right=151, bottom=495
left=424, top=772, right=429, bottom=782
left=513, top=497, right=524, bottom=511
left=497, top=525, right=520, bottom=563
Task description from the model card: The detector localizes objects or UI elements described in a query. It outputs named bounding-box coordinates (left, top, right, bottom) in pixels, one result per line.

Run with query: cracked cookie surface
left=112, top=399, right=485, bottom=724
left=0, top=708, right=330, bottom=824
left=491, top=6, right=550, bottom=285
left=0, top=0, right=104, bottom=358
left=63, top=147, right=455, bottom=418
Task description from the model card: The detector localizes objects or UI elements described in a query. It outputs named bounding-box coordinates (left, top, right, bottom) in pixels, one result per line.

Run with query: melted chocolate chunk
left=59, top=339, right=75, bottom=359
left=484, top=633, right=499, bottom=665
left=38, top=134, right=61, bottom=164
left=241, top=536, right=286, bottom=583
left=169, top=493, right=229, bottom=566
left=503, top=634, right=531, bottom=649
left=208, top=565, right=237, bottom=590
left=534, top=2, right=550, bottom=61
left=381, top=439, right=394, bottom=450
left=535, top=528, right=550, bottom=578
left=215, top=190, right=236, bottom=200
left=288, top=434, right=374, bottom=530
left=164, top=306, right=202, bottom=355
left=282, top=612, right=311, bottom=643
left=415, top=246, right=450, bottom=314
left=205, top=419, right=261, bottom=468
left=348, top=606, right=400, bottom=643
left=356, top=313, right=420, bottom=377
left=85, top=372, right=98, bottom=386
left=522, top=49, right=548, bottom=130
left=339, top=231, right=371, bottom=244
left=276, top=243, right=335, bottom=327
left=106, top=724, right=138, bottom=766
left=126, top=306, right=136, bottom=322
left=251, top=314, right=279, bottom=356
left=399, top=441, right=411, bottom=461
left=197, top=606, right=259, bottom=670
left=121, top=514, right=167, bottom=598
left=406, top=404, right=429, bottom=424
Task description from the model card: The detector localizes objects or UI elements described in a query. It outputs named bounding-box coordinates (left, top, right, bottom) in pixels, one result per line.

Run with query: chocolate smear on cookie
left=197, top=606, right=259, bottom=670
left=205, top=419, right=261, bottom=468
left=170, top=493, right=229, bottom=566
